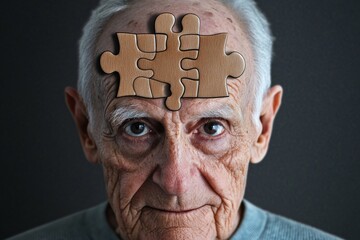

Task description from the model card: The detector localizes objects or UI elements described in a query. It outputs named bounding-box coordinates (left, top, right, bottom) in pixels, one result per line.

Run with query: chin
left=119, top=206, right=218, bottom=240
left=137, top=228, right=216, bottom=240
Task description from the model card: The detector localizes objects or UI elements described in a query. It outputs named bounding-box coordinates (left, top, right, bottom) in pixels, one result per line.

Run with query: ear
left=251, top=85, right=283, bottom=164
left=65, top=87, right=98, bottom=163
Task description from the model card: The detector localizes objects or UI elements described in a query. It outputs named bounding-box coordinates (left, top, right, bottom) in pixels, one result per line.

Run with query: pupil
left=204, top=123, right=217, bottom=134
left=131, top=122, right=145, bottom=134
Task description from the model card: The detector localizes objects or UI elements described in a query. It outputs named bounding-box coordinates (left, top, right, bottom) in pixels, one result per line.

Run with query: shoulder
left=7, top=202, right=118, bottom=240
left=261, top=208, right=341, bottom=240
left=231, top=200, right=342, bottom=240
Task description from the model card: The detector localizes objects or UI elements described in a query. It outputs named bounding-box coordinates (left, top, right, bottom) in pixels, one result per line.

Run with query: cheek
left=196, top=136, right=251, bottom=238
left=199, top=138, right=251, bottom=200
left=101, top=148, right=154, bottom=202
left=192, top=137, right=231, bottom=155
left=114, top=134, right=159, bottom=162
left=100, top=142, right=157, bottom=231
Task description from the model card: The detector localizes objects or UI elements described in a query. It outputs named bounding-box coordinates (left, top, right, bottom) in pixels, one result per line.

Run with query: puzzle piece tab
left=138, top=13, right=200, bottom=111
left=182, top=33, right=245, bottom=98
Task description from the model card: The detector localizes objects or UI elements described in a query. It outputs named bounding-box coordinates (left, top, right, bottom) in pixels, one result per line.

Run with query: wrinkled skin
left=66, top=0, right=282, bottom=239
left=101, top=96, right=251, bottom=239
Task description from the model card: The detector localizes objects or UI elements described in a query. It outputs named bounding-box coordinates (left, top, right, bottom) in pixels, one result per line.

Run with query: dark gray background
left=1, top=1, right=359, bottom=239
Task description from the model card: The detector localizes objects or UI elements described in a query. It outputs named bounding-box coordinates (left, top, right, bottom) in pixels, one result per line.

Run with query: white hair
left=223, top=0, right=273, bottom=113
left=78, top=0, right=273, bottom=117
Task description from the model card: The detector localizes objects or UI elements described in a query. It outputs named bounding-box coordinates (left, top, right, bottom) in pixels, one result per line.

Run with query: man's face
left=89, top=1, right=260, bottom=239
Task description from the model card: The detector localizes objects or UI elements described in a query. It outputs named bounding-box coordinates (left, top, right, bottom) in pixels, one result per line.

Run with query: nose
left=152, top=136, right=193, bottom=195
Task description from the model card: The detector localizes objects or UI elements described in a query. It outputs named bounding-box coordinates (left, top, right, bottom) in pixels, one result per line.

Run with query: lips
left=146, top=205, right=204, bottom=214
left=141, top=205, right=213, bottom=226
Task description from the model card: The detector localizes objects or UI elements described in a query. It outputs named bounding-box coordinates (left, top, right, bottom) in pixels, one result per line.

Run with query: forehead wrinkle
left=102, top=76, right=119, bottom=113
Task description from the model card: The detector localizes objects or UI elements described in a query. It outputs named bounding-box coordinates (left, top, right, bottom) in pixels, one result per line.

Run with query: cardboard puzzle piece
left=133, top=77, right=152, bottom=98
left=180, top=34, right=200, bottom=51
left=100, top=33, right=155, bottom=96
left=99, top=13, right=246, bottom=111
left=138, top=13, right=200, bottom=110
left=133, top=78, right=169, bottom=98
left=182, top=33, right=245, bottom=97
left=181, top=78, right=199, bottom=97
left=136, top=34, right=167, bottom=53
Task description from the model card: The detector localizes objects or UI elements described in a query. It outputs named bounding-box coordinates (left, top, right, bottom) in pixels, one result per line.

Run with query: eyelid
left=123, top=121, right=151, bottom=137
left=188, top=117, right=227, bottom=133
left=107, top=107, right=150, bottom=129
left=202, top=119, right=226, bottom=131
left=192, top=120, right=226, bottom=141
left=202, top=118, right=228, bottom=128
left=121, top=117, right=150, bottom=128
left=120, top=117, right=164, bottom=135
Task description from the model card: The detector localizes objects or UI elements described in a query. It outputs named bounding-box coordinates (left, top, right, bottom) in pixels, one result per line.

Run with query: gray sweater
left=7, top=200, right=341, bottom=240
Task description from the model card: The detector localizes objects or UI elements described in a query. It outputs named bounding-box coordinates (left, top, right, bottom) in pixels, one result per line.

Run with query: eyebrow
left=107, top=103, right=242, bottom=126
left=108, top=105, right=151, bottom=127
left=189, top=104, right=242, bottom=121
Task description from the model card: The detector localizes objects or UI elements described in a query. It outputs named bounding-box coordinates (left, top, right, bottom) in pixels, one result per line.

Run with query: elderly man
left=9, top=0, right=339, bottom=239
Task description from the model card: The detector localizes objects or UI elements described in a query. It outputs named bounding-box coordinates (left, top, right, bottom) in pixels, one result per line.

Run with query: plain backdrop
left=1, top=0, right=359, bottom=239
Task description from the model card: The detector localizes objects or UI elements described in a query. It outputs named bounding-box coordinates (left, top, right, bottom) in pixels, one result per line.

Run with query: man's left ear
left=251, top=85, right=283, bottom=164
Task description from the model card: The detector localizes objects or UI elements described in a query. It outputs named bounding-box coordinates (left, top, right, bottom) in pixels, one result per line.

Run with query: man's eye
left=200, top=121, right=225, bottom=137
left=124, top=121, right=150, bottom=137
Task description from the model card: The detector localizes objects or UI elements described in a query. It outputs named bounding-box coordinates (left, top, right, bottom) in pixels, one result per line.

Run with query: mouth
left=145, top=206, right=205, bottom=214
left=139, top=205, right=214, bottom=229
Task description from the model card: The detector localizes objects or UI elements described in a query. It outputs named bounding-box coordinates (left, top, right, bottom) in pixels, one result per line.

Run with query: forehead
left=96, top=0, right=254, bottom=115
left=97, top=0, right=251, bottom=53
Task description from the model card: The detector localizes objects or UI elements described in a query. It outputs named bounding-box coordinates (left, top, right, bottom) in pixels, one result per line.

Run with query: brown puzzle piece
left=138, top=13, right=200, bottom=111
left=100, top=33, right=155, bottom=96
left=133, top=78, right=169, bottom=98
left=100, top=13, right=246, bottom=111
left=181, top=33, right=245, bottom=97
left=133, top=77, right=152, bottom=98
left=136, top=34, right=167, bottom=53
left=180, top=34, right=200, bottom=51
left=182, top=79, right=199, bottom=97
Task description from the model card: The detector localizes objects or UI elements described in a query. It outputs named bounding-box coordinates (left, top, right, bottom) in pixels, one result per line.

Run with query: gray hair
left=78, top=0, right=273, bottom=117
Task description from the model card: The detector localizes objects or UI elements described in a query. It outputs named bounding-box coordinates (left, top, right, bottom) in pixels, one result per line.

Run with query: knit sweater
left=7, top=200, right=341, bottom=240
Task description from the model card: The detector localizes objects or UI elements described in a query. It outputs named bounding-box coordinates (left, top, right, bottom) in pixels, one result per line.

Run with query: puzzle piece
left=150, top=79, right=170, bottom=98
left=182, top=33, right=245, bottom=98
left=100, top=33, right=155, bottom=96
left=133, top=77, right=169, bottom=98
left=133, top=77, right=152, bottom=97
left=136, top=34, right=167, bottom=53
left=180, top=34, right=200, bottom=51
left=182, top=78, right=199, bottom=97
left=100, top=13, right=246, bottom=111
left=138, top=13, right=200, bottom=111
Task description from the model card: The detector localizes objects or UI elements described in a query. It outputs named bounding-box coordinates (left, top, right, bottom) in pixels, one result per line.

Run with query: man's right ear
left=65, top=87, right=98, bottom=163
